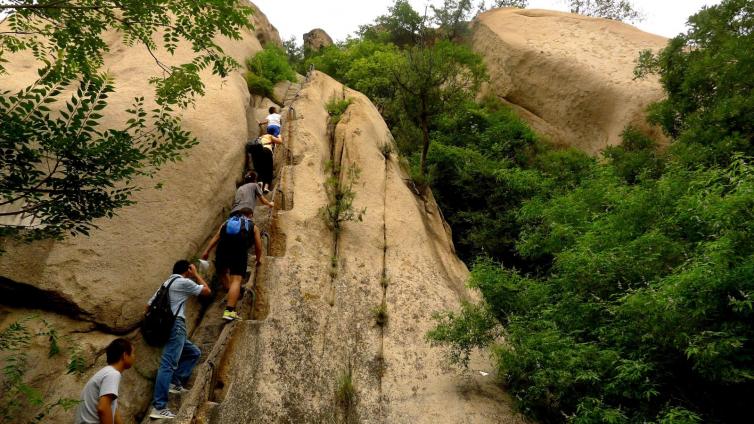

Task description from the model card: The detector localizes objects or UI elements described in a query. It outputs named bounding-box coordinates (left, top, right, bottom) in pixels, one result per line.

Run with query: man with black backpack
left=201, top=207, right=260, bottom=321
left=144, top=260, right=210, bottom=420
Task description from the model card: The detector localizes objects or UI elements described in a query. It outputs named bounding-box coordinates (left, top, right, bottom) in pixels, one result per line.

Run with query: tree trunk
left=420, top=115, right=430, bottom=180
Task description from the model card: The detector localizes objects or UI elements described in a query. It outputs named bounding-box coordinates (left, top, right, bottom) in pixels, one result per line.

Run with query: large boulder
left=0, top=3, right=275, bottom=333
left=472, top=8, right=668, bottom=154
left=304, top=28, right=334, bottom=52
left=249, top=2, right=283, bottom=47
left=0, top=3, right=276, bottom=422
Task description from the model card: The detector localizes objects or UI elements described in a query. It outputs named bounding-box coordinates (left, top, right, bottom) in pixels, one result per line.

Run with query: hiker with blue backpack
left=143, top=260, right=211, bottom=420
left=201, top=180, right=271, bottom=321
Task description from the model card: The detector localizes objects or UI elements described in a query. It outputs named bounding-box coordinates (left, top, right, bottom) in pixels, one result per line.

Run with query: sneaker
left=169, top=383, right=188, bottom=394
left=222, top=310, right=241, bottom=321
left=149, top=408, right=176, bottom=419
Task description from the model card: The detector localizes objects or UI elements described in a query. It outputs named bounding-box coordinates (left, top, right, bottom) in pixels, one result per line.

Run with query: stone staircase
left=139, top=74, right=310, bottom=424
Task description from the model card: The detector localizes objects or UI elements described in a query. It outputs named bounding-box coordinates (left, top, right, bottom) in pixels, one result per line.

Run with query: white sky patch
left=253, top=0, right=722, bottom=42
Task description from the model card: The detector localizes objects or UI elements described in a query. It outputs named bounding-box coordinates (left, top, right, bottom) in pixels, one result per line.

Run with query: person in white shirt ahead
left=74, top=338, right=135, bottom=424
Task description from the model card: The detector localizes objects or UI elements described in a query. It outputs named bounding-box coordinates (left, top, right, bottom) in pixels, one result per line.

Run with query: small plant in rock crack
left=329, top=256, right=339, bottom=279
left=373, top=304, right=389, bottom=327
left=335, top=365, right=356, bottom=411
left=380, top=274, right=390, bottom=289
left=1, top=316, right=83, bottom=422
left=320, top=161, right=366, bottom=236
left=326, top=97, right=353, bottom=125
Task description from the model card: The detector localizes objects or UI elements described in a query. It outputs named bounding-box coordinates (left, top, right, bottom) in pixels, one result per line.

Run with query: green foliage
left=283, top=36, right=305, bottom=69
left=320, top=162, right=366, bottom=236
left=393, top=40, right=488, bottom=177
left=1, top=316, right=82, bottom=422
left=335, top=366, right=356, bottom=410
left=635, top=0, right=754, bottom=166
left=603, top=127, right=664, bottom=184
left=373, top=304, right=389, bottom=327
left=426, top=301, right=500, bottom=367
left=1, top=72, right=195, bottom=240
left=427, top=2, right=754, bottom=422
left=244, top=72, right=274, bottom=99
left=0, top=0, right=253, bottom=241
left=358, top=0, right=426, bottom=47
left=568, top=0, right=643, bottom=22
left=245, top=45, right=298, bottom=98
left=325, top=97, right=353, bottom=124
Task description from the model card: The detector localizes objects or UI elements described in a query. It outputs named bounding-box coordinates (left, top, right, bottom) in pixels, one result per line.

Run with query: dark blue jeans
left=152, top=318, right=201, bottom=409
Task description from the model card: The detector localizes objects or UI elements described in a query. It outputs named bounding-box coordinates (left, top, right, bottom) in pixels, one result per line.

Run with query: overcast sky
left=254, top=0, right=722, bottom=42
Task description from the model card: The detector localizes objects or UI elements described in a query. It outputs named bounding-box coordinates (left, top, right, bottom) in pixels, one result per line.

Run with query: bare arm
left=96, top=395, right=116, bottom=424
left=114, top=407, right=124, bottom=424
left=271, top=135, right=283, bottom=144
left=187, top=264, right=211, bottom=297
left=259, top=195, right=274, bottom=208
left=202, top=226, right=222, bottom=260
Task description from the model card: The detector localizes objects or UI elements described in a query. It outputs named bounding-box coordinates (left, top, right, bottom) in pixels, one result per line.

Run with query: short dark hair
left=244, top=171, right=258, bottom=184
left=173, top=259, right=191, bottom=275
left=106, top=338, right=133, bottom=364
left=268, top=106, right=277, bottom=114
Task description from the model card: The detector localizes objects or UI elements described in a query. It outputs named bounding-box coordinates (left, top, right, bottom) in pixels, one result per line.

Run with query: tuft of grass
left=320, top=161, right=366, bottom=236
left=326, top=97, right=353, bottom=125
left=380, top=275, right=390, bottom=289
left=335, top=367, right=356, bottom=410
left=329, top=256, right=339, bottom=279
left=373, top=304, right=388, bottom=327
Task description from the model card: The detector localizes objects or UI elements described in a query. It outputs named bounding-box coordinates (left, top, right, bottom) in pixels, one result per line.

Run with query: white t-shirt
left=74, top=366, right=121, bottom=424
left=146, top=275, right=203, bottom=319
left=266, top=113, right=282, bottom=127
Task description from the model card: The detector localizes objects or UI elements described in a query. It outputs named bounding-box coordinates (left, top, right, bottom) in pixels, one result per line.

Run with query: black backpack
left=141, top=276, right=181, bottom=346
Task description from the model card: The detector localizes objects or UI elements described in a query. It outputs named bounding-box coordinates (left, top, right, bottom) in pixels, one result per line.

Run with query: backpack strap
left=164, top=276, right=185, bottom=318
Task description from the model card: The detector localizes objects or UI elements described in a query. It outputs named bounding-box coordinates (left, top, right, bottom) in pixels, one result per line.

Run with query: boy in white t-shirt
left=74, top=338, right=135, bottom=424
left=258, top=106, right=283, bottom=141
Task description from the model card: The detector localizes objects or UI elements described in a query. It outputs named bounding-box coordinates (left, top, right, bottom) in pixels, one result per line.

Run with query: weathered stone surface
left=304, top=28, right=335, bottom=52
left=472, top=8, right=668, bottom=154
left=249, top=2, right=283, bottom=47
left=0, top=2, right=274, bottom=333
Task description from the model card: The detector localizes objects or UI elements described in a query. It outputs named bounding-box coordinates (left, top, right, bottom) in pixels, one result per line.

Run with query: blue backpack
left=225, top=215, right=251, bottom=236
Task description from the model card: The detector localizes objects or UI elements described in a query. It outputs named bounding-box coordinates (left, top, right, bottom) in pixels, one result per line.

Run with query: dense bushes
left=425, top=1, right=754, bottom=422
left=245, top=45, right=297, bottom=98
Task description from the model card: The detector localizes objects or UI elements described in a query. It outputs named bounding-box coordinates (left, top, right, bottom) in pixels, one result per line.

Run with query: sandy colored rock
left=472, top=8, right=668, bottom=154
left=0, top=2, right=269, bottom=333
left=304, top=28, right=335, bottom=52
left=249, top=2, right=283, bottom=47
left=208, top=72, right=525, bottom=423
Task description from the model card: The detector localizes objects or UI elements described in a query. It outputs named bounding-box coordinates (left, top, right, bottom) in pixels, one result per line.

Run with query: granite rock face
left=472, top=8, right=668, bottom=154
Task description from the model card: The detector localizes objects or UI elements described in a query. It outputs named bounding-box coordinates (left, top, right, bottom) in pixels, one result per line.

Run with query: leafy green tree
left=431, top=0, right=476, bottom=40
left=0, top=0, right=253, bottom=240
left=358, top=0, right=427, bottom=47
left=391, top=41, right=487, bottom=178
left=636, top=0, right=754, bottom=165
left=567, top=0, right=643, bottom=22
left=245, top=44, right=297, bottom=99
left=482, top=0, right=529, bottom=10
